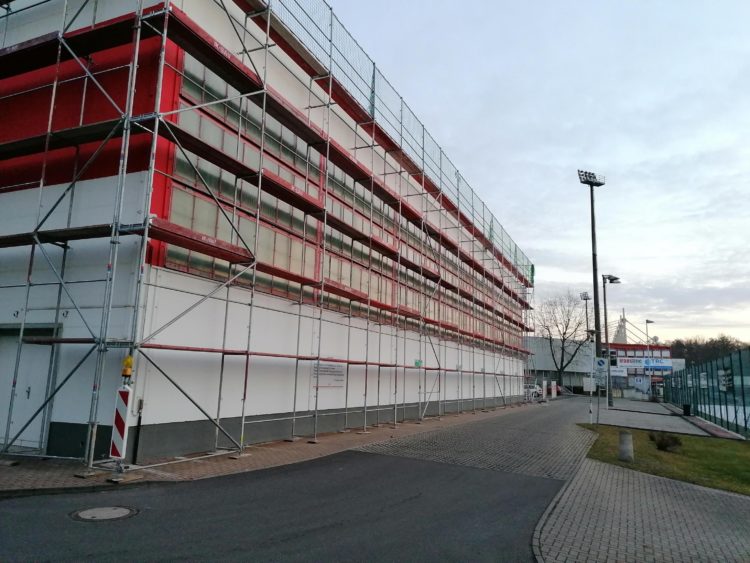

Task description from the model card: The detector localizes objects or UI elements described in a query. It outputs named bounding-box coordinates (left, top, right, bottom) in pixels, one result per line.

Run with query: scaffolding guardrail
left=270, top=0, right=534, bottom=285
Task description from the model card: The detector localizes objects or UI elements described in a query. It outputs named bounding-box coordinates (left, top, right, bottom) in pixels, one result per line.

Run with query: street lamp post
left=646, top=319, right=655, bottom=396
left=578, top=170, right=606, bottom=359
left=602, top=274, right=620, bottom=408
left=580, top=292, right=594, bottom=422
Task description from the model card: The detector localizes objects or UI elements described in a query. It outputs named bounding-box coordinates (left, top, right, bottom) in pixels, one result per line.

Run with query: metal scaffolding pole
left=0, top=0, right=535, bottom=465
left=309, top=5, right=335, bottom=444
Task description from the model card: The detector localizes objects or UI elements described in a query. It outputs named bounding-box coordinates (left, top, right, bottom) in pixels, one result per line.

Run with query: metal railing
left=271, top=0, right=534, bottom=284
left=664, top=348, right=750, bottom=437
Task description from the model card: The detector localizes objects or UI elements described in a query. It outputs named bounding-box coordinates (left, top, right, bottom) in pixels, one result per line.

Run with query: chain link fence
left=664, top=348, right=750, bottom=437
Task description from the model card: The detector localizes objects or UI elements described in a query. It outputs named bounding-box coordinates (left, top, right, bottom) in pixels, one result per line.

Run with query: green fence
left=664, top=348, right=750, bottom=437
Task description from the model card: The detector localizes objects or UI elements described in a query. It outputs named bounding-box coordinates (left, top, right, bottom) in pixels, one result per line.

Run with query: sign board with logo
left=616, top=357, right=672, bottom=370
left=610, top=366, right=628, bottom=378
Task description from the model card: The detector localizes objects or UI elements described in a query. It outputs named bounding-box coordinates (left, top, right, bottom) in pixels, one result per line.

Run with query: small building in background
left=529, top=310, right=685, bottom=399
left=608, top=343, right=673, bottom=399
left=526, top=336, right=594, bottom=393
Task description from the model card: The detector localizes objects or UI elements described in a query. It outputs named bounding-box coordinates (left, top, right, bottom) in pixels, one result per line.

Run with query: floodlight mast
left=578, top=170, right=606, bottom=359
left=580, top=291, right=591, bottom=333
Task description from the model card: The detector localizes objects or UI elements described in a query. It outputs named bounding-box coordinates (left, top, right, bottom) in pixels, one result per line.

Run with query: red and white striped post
left=110, top=355, right=133, bottom=460
left=110, top=385, right=131, bottom=459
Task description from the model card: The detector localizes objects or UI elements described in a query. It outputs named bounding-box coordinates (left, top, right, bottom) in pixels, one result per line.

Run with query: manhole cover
left=70, top=506, right=138, bottom=522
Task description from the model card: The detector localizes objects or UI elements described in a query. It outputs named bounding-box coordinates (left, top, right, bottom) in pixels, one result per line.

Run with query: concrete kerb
left=0, top=478, right=180, bottom=501
left=661, top=402, right=746, bottom=440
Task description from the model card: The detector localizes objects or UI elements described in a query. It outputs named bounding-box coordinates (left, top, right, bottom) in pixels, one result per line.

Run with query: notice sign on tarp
left=313, top=362, right=345, bottom=388
left=699, top=372, right=708, bottom=389
left=718, top=368, right=733, bottom=392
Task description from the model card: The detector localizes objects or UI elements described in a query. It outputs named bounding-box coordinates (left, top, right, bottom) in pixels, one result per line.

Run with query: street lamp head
left=646, top=319, right=655, bottom=324
left=602, top=274, right=620, bottom=284
left=578, top=169, right=606, bottom=187
left=580, top=291, right=591, bottom=301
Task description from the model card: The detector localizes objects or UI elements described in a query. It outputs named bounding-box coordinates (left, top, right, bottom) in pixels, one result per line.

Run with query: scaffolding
left=0, top=0, right=535, bottom=466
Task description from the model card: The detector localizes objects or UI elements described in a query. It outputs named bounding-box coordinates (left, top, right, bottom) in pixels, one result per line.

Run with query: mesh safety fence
left=665, top=348, right=750, bottom=437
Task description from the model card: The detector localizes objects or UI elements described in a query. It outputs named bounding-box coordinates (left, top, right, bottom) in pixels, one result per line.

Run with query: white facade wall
left=0, top=0, right=528, bottom=457
left=0, top=174, right=148, bottom=426
left=0, top=172, right=523, bottom=450
left=135, top=267, right=523, bottom=427
left=528, top=336, right=594, bottom=375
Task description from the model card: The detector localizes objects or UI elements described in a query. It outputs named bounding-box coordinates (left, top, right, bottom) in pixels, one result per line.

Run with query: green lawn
left=580, top=424, right=750, bottom=496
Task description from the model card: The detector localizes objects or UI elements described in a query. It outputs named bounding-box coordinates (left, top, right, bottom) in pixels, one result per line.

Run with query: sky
left=326, top=0, right=750, bottom=343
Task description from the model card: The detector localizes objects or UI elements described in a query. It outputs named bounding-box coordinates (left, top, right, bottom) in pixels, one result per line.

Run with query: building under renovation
left=0, top=0, right=534, bottom=465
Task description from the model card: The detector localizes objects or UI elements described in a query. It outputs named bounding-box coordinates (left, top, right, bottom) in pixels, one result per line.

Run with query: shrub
left=653, top=432, right=682, bottom=452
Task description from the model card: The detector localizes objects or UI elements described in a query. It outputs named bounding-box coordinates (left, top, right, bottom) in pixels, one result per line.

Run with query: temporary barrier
left=109, top=386, right=131, bottom=459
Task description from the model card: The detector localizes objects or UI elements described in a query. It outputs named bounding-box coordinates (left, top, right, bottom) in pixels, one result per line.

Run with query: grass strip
left=580, top=423, right=750, bottom=496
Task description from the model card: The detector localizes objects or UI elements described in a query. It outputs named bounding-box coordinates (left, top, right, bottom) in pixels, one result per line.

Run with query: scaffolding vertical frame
left=0, top=0, right=534, bottom=464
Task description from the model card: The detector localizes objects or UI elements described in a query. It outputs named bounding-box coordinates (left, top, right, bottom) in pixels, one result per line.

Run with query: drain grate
left=70, top=506, right=138, bottom=522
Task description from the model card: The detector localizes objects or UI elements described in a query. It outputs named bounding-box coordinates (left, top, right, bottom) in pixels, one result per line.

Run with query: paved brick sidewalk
left=535, top=458, right=750, bottom=563
left=358, top=399, right=596, bottom=480
left=588, top=399, right=710, bottom=436
left=0, top=402, right=535, bottom=495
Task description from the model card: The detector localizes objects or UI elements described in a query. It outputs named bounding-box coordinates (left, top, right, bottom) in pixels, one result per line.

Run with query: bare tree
left=535, top=291, right=589, bottom=386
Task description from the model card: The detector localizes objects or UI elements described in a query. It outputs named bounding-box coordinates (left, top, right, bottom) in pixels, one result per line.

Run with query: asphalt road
left=1, top=401, right=592, bottom=561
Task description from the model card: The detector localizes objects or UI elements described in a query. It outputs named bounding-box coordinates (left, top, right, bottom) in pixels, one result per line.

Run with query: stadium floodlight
left=578, top=169, right=606, bottom=187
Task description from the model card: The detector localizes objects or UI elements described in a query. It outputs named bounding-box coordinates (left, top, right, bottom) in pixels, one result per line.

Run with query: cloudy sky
left=327, top=0, right=750, bottom=343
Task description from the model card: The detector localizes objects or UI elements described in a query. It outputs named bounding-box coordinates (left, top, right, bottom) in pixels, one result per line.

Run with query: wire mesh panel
left=665, top=348, right=750, bottom=437
left=423, top=130, right=441, bottom=185
left=331, top=15, right=374, bottom=113
left=373, top=68, right=401, bottom=145
left=274, top=0, right=332, bottom=67
left=270, top=0, right=533, bottom=281
left=441, top=155, right=459, bottom=204
left=401, top=100, right=423, bottom=165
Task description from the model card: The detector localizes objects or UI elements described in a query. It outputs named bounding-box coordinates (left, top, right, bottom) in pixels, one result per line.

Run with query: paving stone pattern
left=0, top=404, right=535, bottom=494
left=537, top=458, right=750, bottom=563
left=358, top=400, right=597, bottom=480
left=609, top=400, right=676, bottom=415
left=581, top=398, right=710, bottom=436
